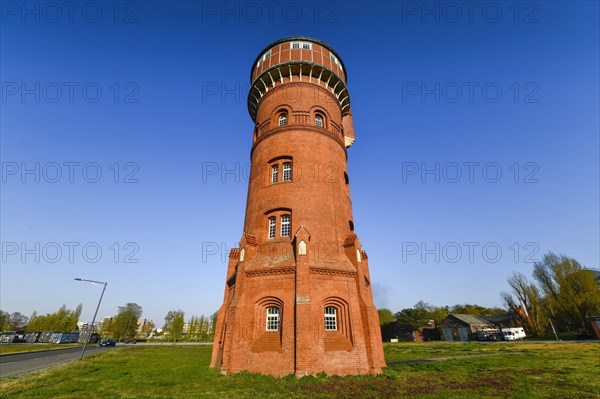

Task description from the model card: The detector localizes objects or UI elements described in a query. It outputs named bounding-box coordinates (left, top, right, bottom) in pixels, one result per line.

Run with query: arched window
left=344, top=172, right=349, bottom=185
left=315, top=114, right=323, bottom=128
left=298, top=240, right=307, bottom=255
left=271, top=165, right=279, bottom=183
left=283, top=162, right=292, bottom=181
left=322, top=298, right=352, bottom=350
left=265, top=307, right=280, bottom=331
left=349, top=220, right=354, bottom=231
left=281, top=214, right=291, bottom=237
left=324, top=306, right=337, bottom=331
left=279, top=113, right=287, bottom=127
left=268, top=217, right=276, bottom=239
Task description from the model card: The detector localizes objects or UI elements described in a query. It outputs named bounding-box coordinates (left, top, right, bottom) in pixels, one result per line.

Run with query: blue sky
left=1, top=1, right=598, bottom=325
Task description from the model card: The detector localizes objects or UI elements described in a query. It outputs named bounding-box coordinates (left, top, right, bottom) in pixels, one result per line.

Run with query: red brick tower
left=210, top=37, right=385, bottom=376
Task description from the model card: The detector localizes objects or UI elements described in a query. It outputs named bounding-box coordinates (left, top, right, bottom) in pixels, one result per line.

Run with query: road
left=0, top=346, right=115, bottom=378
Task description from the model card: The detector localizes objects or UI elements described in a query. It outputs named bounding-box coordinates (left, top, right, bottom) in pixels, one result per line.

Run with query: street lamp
left=74, top=278, right=107, bottom=360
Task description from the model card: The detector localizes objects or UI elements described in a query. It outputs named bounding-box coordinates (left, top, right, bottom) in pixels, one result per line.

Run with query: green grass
left=1, top=342, right=599, bottom=398
left=0, top=344, right=82, bottom=355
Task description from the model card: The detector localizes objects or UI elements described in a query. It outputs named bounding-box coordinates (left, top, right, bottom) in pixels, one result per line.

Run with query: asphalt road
left=0, top=346, right=115, bottom=378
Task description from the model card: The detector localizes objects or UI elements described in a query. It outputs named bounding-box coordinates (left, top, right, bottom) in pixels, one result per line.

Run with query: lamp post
left=74, top=278, right=107, bottom=360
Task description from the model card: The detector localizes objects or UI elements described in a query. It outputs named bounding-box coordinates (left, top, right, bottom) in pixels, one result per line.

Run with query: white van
left=502, top=327, right=526, bottom=341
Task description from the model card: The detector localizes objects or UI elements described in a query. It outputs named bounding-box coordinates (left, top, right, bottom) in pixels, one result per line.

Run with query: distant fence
left=0, top=331, right=99, bottom=344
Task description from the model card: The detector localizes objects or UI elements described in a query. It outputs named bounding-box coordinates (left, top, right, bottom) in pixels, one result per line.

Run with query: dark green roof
left=481, top=313, right=514, bottom=324
left=447, top=314, right=494, bottom=326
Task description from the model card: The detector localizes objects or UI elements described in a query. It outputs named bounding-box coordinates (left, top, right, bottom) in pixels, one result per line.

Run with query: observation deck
left=248, top=37, right=351, bottom=123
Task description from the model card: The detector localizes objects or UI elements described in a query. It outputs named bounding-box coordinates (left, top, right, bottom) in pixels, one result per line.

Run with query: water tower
left=210, top=37, right=385, bottom=376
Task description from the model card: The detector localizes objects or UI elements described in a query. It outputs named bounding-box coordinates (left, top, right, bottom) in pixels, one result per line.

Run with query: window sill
left=269, top=180, right=293, bottom=186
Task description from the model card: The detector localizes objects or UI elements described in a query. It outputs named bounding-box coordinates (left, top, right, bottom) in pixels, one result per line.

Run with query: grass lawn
left=1, top=342, right=598, bottom=398
left=0, top=344, right=82, bottom=355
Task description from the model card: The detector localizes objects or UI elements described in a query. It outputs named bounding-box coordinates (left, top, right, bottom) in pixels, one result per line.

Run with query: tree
left=25, top=305, right=80, bottom=332
left=163, top=310, right=185, bottom=342
left=502, top=253, right=600, bottom=336
left=3, top=312, right=28, bottom=331
left=449, top=304, right=505, bottom=316
left=428, top=306, right=449, bottom=327
left=99, top=317, right=113, bottom=338
left=389, top=302, right=441, bottom=341
left=0, top=310, right=9, bottom=331
left=502, top=272, right=548, bottom=336
left=186, top=316, right=198, bottom=341
left=198, top=315, right=208, bottom=341
left=394, top=307, right=431, bottom=331
left=110, top=303, right=142, bottom=341
left=377, top=309, right=395, bottom=326
left=209, top=311, right=218, bottom=340
left=533, top=253, right=600, bottom=334
left=378, top=308, right=400, bottom=342
left=395, top=301, right=448, bottom=329
left=139, top=320, right=155, bottom=339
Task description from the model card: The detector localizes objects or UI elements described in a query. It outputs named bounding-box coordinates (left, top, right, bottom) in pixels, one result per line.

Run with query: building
left=76, top=321, right=89, bottom=331
left=137, top=318, right=147, bottom=336
left=440, top=314, right=495, bottom=341
left=210, top=37, right=385, bottom=377
left=480, top=313, right=519, bottom=329
left=415, top=320, right=440, bottom=342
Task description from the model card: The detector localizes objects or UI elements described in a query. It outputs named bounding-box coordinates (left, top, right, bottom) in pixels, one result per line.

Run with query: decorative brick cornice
left=252, top=125, right=346, bottom=157
left=243, top=232, right=258, bottom=246
left=246, top=267, right=295, bottom=277
left=229, top=248, right=240, bottom=258
left=343, top=234, right=358, bottom=247
left=258, top=81, right=339, bottom=104
left=249, top=68, right=349, bottom=121
left=309, top=267, right=357, bottom=278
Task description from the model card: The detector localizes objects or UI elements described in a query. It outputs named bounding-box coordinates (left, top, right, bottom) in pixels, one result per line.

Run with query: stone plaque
left=296, top=295, right=311, bottom=304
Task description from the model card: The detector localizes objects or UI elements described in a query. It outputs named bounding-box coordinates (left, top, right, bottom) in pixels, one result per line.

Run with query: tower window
left=344, top=172, right=349, bottom=185
left=271, top=165, right=279, bottom=183
left=281, top=215, right=291, bottom=237
left=266, top=307, right=280, bottom=331
left=279, top=113, right=287, bottom=127
left=349, top=220, right=354, bottom=231
left=283, top=163, right=292, bottom=181
left=257, top=50, right=272, bottom=68
left=324, top=307, right=337, bottom=331
left=268, top=217, right=276, bottom=239
left=330, top=54, right=343, bottom=71
left=315, top=114, right=323, bottom=128
left=291, top=42, right=311, bottom=50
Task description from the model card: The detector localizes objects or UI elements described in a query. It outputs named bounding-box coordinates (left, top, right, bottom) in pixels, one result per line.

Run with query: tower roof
left=250, top=36, right=347, bottom=83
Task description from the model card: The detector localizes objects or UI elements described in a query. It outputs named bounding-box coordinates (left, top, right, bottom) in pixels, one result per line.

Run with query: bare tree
left=503, top=272, right=548, bottom=336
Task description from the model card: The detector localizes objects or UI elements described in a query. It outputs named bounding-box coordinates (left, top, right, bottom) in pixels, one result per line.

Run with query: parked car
left=476, top=329, right=502, bottom=341
left=97, top=338, right=117, bottom=347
